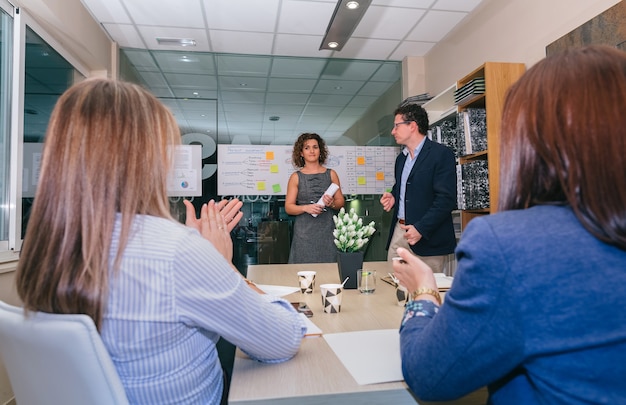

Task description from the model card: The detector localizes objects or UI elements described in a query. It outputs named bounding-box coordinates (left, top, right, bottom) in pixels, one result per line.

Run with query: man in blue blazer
left=380, top=103, right=457, bottom=272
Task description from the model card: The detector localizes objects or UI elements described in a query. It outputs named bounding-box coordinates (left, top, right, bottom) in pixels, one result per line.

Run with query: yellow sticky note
left=357, top=176, right=366, bottom=185
left=257, top=182, right=266, bottom=190
left=266, top=151, right=274, bottom=160
left=357, top=156, right=366, bottom=165
left=272, top=184, right=281, bottom=193
left=270, top=164, right=279, bottom=173
left=376, top=172, right=385, bottom=180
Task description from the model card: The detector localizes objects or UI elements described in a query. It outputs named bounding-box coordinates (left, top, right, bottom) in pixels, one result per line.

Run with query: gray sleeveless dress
left=288, top=170, right=338, bottom=264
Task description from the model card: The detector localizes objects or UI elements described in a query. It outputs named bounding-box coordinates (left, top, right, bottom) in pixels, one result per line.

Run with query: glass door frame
left=7, top=7, right=89, bottom=251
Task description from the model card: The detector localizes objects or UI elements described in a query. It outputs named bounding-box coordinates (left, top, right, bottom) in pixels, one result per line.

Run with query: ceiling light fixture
left=319, top=0, right=372, bottom=52
left=156, top=37, right=197, bottom=47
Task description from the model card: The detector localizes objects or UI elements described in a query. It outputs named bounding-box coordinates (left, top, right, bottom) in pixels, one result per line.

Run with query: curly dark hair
left=291, top=133, right=328, bottom=168
left=393, top=103, right=429, bottom=135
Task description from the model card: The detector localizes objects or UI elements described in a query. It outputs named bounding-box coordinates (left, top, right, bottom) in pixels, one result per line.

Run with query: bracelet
left=243, top=278, right=256, bottom=286
left=410, top=287, right=442, bottom=305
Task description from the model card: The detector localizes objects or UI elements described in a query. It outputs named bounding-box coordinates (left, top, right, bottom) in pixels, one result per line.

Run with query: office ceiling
left=75, top=0, right=484, bottom=145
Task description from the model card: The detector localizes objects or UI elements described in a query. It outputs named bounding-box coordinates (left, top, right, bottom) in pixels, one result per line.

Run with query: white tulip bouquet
left=332, top=207, right=376, bottom=253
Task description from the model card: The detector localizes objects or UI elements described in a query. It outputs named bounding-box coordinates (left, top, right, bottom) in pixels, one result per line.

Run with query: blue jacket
left=400, top=205, right=626, bottom=404
left=386, top=138, right=457, bottom=256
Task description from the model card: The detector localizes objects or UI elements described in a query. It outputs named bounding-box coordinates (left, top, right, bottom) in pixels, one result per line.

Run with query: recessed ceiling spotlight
left=328, top=42, right=339, bottom=49
left=346, top=1, right=359, bottom=9
left=192, top=91, right=199, bottom=96
left=239, top=83, right=248, bottom=87
left=334, top=86, right=343, bottom=90
left=269, top=116, right=280, bottom=121
left=156, top=37, right=197, bottom=47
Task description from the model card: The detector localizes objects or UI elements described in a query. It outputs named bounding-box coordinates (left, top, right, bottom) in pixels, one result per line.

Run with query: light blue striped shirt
left=101, top=214, right=306, bottom=404
left=398, top=138, right=426, bottom=221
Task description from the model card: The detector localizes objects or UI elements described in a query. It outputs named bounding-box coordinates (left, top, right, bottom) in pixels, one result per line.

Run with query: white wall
left=422, top=0, right=621, bottom=96
left=12, top=0, right=113, bottom=76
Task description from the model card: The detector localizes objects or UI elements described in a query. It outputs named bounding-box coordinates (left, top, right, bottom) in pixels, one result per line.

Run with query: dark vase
left=336, top=251, right=364, bottom=289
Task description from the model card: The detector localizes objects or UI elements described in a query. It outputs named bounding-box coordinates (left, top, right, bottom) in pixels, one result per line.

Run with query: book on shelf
left=454, top=78, right=485, bottom=104
left=460, top=160, right=490, bottom=210
left=399, top=92, right=433, bottom=106
left=457, top=108, right=487, bottom=155
left=429, top=113, right=460, bottom=158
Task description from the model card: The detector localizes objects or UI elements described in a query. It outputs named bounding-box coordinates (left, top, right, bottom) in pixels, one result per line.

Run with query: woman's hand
left=184, top=198, right=243, bottom=233
left=184, top=199, right=235, bottom=261
left=303, top=203, right=324, bottom=216
left=215, top=198, right=244, bottom=232
left=392, top=247, right=438, bottom=294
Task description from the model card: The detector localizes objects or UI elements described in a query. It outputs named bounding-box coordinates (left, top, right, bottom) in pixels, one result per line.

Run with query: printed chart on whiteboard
left=217, top=144, right=400, bottom=196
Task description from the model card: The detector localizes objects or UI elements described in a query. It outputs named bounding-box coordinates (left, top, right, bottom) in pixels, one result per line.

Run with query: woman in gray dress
left=286, top=133, right=344, bottom=263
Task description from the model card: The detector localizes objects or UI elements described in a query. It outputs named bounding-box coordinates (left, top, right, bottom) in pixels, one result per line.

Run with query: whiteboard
left=217, top=144, right=400, bottom=196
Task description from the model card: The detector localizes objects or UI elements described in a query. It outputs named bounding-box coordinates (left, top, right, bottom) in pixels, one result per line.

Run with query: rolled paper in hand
left=311, top=183, right=340, bottom=217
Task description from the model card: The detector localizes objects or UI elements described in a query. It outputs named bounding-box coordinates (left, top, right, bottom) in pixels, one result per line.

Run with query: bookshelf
left=426, top=62, right=526, bottom=231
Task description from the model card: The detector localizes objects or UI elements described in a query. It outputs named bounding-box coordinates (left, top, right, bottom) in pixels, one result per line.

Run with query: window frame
left=3, top=7, right=89, bottom=254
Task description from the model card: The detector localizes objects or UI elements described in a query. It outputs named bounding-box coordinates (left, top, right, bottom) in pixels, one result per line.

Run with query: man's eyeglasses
left=392, top=121, right=412, bottom=129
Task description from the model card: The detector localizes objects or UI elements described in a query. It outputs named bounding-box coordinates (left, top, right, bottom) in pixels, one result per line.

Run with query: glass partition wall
left=120, top=49, right=402, bottom=274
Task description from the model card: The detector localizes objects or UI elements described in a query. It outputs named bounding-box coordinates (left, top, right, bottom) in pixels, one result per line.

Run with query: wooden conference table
left=228, top=261, right=488, bottom=405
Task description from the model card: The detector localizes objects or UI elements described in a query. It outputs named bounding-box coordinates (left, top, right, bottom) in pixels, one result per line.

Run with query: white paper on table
left=434, top=273, right=454, bottom=290
left=300, top=313, right=323, bottom=337
left=255, top=284, right=300, bottom=297
left=323, top=329, right=403, bottom=385
left=311, top=183, right=340, bottom=217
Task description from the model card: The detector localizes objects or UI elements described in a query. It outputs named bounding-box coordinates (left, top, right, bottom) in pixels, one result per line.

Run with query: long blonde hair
left=16, top=79, right=181, bottom=328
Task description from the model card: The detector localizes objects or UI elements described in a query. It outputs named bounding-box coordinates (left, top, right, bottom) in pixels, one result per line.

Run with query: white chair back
left=0, top=300, right=129, bottom=405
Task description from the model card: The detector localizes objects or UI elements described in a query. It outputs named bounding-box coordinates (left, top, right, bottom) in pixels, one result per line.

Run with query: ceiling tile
left=163, top=72, right=218, bottom=90
left=407, top=10, right=467, bottom=42
left=433, top=0, right=483, bottom=12
left=277, top=0, right=336, bottom=35
left=370, top=0, right=435, bottom=8
left=334, top=38, right=400, bottom=60
left=353, top=6, right=425, bottom=40
left=137, top=26, right=211, bottom=51
left=265, top=92, right=310, bottom=105
left=273, top=34, right=334, bottom=58
left=321, top=60, right=381, bottom=81
left=124, top=0, right=205, bottom=27
left=268, top=78, right=318, bottom=93
left=217, top=55, right=272, bottom=76
left=270, top=57, right=327, bottom=79
left=314, top=79, right=365, bottom=95
left=219, top=76, right=268, bottom=91
left=209, top=30, right=275, bottom=55
left=103, top=23, right=144, bottom=48
left=153, top=52, right=217, bottom=75
left=204, top=0, right=280, bottom=32
left=389, top=41, right=435, bottom=59
left=80, top=0, right=131, bottom=23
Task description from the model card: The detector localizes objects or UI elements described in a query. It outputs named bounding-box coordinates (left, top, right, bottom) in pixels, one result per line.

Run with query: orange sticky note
left=357, top=156, right=365, bottom=165
left=266, top=151, right=274, bottom=160
left=376, top=172, right=385, bottom=180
